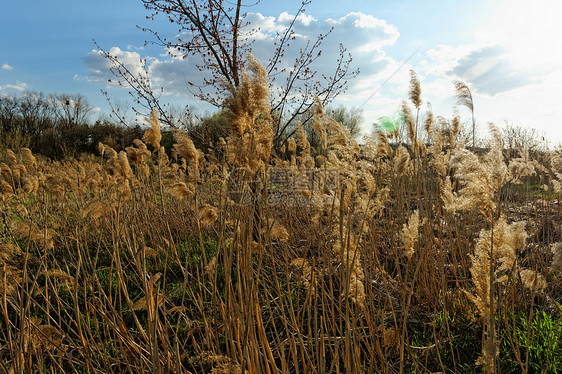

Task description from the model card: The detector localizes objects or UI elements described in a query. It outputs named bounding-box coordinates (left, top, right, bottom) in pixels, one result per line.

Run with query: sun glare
left=487, top=0, right=562, bottom=68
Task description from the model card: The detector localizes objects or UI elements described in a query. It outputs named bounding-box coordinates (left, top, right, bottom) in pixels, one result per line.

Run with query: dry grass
left=1, top=58, right=561, bottom=373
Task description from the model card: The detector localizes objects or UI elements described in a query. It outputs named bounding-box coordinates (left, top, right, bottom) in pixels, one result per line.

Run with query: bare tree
left=502, top=123, right=544, bottom=158
left=0, top=92, right=54, bottom=137
left=18, top=92, right=54, bottom=137
left=97, top=0, right=358, bottom=143
left=139, top=0, right=250, bottom=100
left=50, top=93, right=94, bottom=129
left=0, top=95, right=21, bottom=135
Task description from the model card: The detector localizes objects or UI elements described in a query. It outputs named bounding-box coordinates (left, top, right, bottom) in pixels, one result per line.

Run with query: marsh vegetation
left=1, top=59, right=561, bottom=373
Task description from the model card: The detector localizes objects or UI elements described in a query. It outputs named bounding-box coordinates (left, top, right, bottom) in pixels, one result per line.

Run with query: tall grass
left=1, top=58, right=561, bottom=373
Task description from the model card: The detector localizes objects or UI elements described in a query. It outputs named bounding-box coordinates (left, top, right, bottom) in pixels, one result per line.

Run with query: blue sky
left=2, top=0, right=562, bottom=145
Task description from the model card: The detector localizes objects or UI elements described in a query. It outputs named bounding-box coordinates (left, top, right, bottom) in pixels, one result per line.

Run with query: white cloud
left=450, top=45, right=533, bottom=96
left=278, top=11, right=316, bottom=27
left=148, top=57, right=202, bottom=96
left=82, top=47, right=149, bottom=84
left=80, top=7, right=562, bottom=144
left=327, top=13, right=399, bottom=53
left=412, top=0, right=562, bottom=145
left=0, top=81, right=28, bottom=92
left=422, top=44, right=529, bottom=96
left=423, top=44, right=481, bottom=76
left=2, top=63, right=13, bottom=71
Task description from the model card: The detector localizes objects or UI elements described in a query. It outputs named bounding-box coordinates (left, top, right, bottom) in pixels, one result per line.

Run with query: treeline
left=1, top=91, right=368, bottom=160
left=0, top=91, right=155, bottom=159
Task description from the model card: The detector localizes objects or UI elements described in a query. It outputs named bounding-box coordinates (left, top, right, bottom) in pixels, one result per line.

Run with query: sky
left=1, top=0, right=562, bottom=146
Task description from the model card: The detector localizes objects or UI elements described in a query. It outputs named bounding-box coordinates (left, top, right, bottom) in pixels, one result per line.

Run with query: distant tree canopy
left=3, top=89, right=548, bottom=163
left=0, top=91, right=143, bottom=159
left=187, top=111, right=230, bottom=153
left=0, top=91, right=243, bottom=160
left=325, top=105, right=363, bottom=138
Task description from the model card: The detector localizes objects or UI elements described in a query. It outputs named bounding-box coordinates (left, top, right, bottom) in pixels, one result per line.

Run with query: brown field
left=1, top=60, right=561, bottom=373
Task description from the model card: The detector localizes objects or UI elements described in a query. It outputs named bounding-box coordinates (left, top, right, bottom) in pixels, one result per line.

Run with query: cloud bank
left=0, top=81, right=28, bottom=92
left=81, top=8, right=562, bottom=143
left=83, top=12, right=400, bottom=101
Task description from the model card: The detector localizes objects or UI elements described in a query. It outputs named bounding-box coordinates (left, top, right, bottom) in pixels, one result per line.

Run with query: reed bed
left=1, top=60, right=561, bottom=373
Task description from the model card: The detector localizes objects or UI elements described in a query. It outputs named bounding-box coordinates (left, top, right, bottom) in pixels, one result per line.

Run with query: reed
left=0, top=58, right=561, bottom=373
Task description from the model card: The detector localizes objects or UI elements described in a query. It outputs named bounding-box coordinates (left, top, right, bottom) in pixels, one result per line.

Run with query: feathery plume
left=223, top=54, right=270, bottom=136
left=22, top=176, right=38, bottom=193
left=508, top=159, right=535, bottom=184
left=198, top=205, right=218, bottom=226
left=409, top=70, right=422, bottom=109
left=43, top=269, right=75, bottom=291
left=325, top=117, right=349, bottom=148
left=174, top=131, right=199, bottom=169
left=143, top=109, right=162, bottom=149
left=468, top=217, right=527, bottom=314
left=15, top=204, right=28, bottom=216
left=394, top=145, right=411, bottom=176
left=126, top=141, right=150, bottom=166
left=20, top=148, right=37, bottom=170
left=402, top=210, right=421, bottom=260
left=380, top=326, right=401, bottom=350
left=312, top=98, right=328, bottom=150
left=222, top=56, right=273, bottom=173
left=375, top=131, right=392, bottom=158
left=133, top=139, right=151, bottom=156
left=99, top=143, right=117, bottom=160
left=82, top=199, right=117, bottom=220
left=454, top=80, right=474, bottom=112
left=158, top=146, right=169, bottom=165
left=0, top=265, right=22, bottom=295
left=485, top=123, right=509, bottom=191
left=519, top=269, right=546, bottom=292
left=295, top=125, right=310, bottom=154
left=402, top=101, right=416, bottom=146
left=553, top=179, right=562, bottom=194
left=424, top=103, right=434, bottom=138
left=0, top=243, right=22, bottom=262
left=165, top=181, right=193, bottom=199
left=23, top=318, right=64, bottom=353
left=468, top=217, right=527, bottom=371
left=12, top=221, right=55, bottom=251
left=447, top=147, right=497, bottom=221
left=6, top=149, right=17, bottom=165
left=98, top=142, right=106, bottom=157
left=0, top=180, right=13, bottom=195
left=287, top=138, right=297, bottom=154
left=454, top=80, right=476, bottom=148
left=451, top=113, right=461, bottom=148
left=0, top=163, right=11, bottom=178
left=116, top=151, right=133, bottom=180
left=270, top=223, right=289, bottom=242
